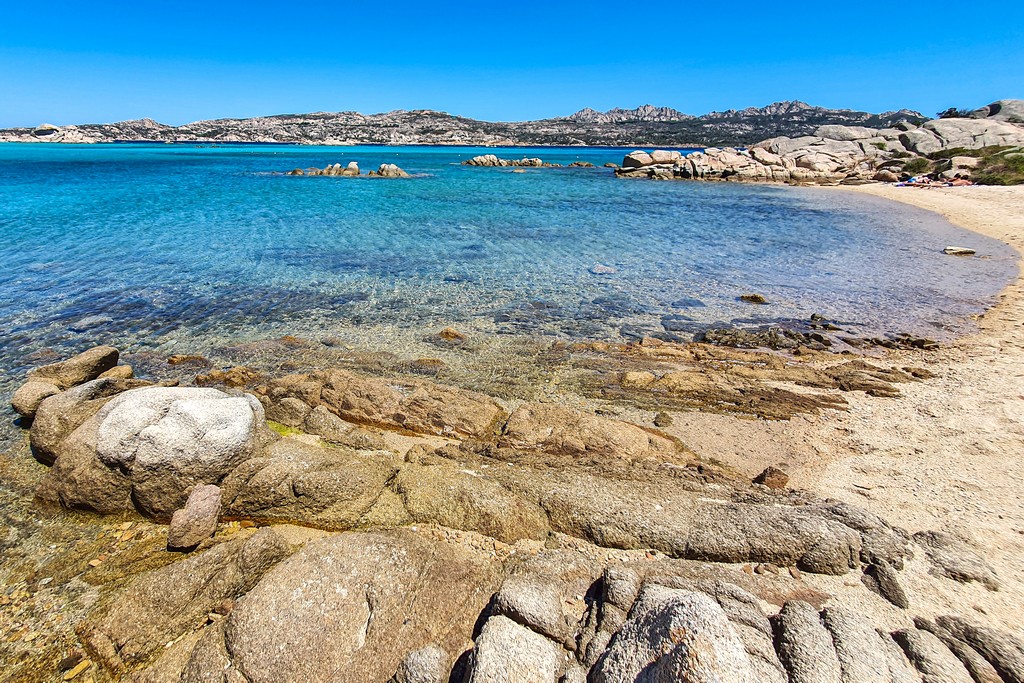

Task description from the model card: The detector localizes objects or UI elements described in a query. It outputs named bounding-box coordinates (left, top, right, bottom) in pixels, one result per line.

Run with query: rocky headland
left=615, top=100, right=1024, bottom=185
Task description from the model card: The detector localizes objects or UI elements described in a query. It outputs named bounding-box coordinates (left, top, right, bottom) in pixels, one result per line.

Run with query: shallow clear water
left=0, top=142, right=1017, bottom=384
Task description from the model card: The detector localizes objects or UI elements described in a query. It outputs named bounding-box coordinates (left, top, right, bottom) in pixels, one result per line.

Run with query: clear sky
left=1, top=0, right=1022, bottom=127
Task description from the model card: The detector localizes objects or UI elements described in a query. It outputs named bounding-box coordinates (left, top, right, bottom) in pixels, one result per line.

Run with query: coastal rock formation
left=10, top=345, right=1020, bottom=683
left=463, top=154, right=553, bottom=167
left=286, top=161, right=411, bottom=177
left=34, top=382, right=271, bottom=517
left=374, top=162, right=410, bottom=177
left=225, top=531, right=499, bottom=683
left=615, top=106, right=1024, bottom=184
left=591, top=585, right=755, bottom=682
left=899, top=118, right=1024, bottom=155
left=913, top=530, right=1001, bottom=590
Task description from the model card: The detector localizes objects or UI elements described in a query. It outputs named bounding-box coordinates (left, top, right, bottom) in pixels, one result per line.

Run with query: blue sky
left=1, top=1, right=1022, bottom=127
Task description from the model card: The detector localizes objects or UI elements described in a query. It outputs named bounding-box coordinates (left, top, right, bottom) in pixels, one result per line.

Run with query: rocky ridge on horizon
left=0, top=100, right=926, bottom=147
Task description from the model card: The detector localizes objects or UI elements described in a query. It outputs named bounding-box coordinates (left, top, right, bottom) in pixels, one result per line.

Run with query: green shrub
left=871, top=141, right=887, bottom=150
left=901, top=157, right=931, bottom=174
left=974, top=150, right=1024, bottom=185
left=927, top=145, right=1012, bottom=160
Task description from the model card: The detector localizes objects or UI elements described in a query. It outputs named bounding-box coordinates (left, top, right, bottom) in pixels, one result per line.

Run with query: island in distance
left=0, top=100, right=927, bottom=147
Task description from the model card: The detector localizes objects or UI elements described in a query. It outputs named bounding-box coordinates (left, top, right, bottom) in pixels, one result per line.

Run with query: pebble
left=63, top=660, right=91, bottom=680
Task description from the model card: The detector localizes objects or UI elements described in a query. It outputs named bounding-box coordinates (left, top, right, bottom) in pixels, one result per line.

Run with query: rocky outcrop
left=616, top=107, right=1024, bottom=184
left=374, top=163, right=411, bottom=177
left=16, top=347, right=1020, bottom=683
left=224, top=531, right=500, bottom=683
left=93, top=386, right=270, bottom=516
left=971, top=99, right=1024, bottom=123
left=34, top=381, right=272, bottom=518
left=78, top=528, right=291, bottom=673
left=900, top=118, right=1024, bottom=155
left=592, top=585, right=755, bottom=682
left=259, top=369, right=507, bottom=438
left=466, top=614, right=564, bottom=683
left=462, top=154, right=553, bottom=167
left=11, top=345, right=124, bottom=421
left=499, top=402, right=678, bottom=463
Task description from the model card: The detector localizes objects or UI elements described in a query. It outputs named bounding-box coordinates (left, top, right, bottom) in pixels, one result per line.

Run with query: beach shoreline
left=799, top=184, right=1024, bottom=632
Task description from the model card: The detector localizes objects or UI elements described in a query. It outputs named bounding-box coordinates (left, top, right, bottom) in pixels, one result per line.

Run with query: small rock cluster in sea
left=286, top=161, right=410, bottom=177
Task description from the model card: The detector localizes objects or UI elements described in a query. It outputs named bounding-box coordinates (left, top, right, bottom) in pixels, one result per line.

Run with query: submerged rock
left=167, top=484, right=222, bottom=550
left=27, top=344, right=119, bottom=389
left=11, top=380, right=60, bottom=419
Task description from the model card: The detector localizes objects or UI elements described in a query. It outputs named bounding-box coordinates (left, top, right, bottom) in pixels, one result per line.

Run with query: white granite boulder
left=95, top=386, right=268, bottom=516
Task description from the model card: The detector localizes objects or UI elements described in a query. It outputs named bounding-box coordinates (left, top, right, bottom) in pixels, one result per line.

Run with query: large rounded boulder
left=94, top=386, right=270, bottom=516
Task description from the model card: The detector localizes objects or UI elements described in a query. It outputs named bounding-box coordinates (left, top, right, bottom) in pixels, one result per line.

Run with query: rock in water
left=27, top=345, right=119, bottom=389
left=377, top=163, right=410, bottom=177
left=466, top=615, right=562, bottom=683
left=589, top=263, right=617, bottom=274
left=943, top=246, right=976, bottom=256
left=739, top=293, right=769, bottom=304
left=342, top=161, right=360, bottom=176
left=167, top=484, right=222, bottom=550
left=11, top=380, right=60, bottom=419
left=593, top=584, right=755, bottom=682
left=622, top=150, right=654, bottom=168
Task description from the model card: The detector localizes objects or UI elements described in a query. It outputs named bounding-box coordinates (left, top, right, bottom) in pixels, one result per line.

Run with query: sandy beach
left=743, top=184, right=1024, bottom=634
left=814, top=185, right=1024, bottom=629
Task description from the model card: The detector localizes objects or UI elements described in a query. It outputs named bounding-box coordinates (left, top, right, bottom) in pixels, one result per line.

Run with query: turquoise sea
left=0, top=143, right=1017, bottom=394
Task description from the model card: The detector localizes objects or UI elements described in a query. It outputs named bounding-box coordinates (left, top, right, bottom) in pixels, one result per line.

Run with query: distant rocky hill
left=0, top=101, right=926, bottom=147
